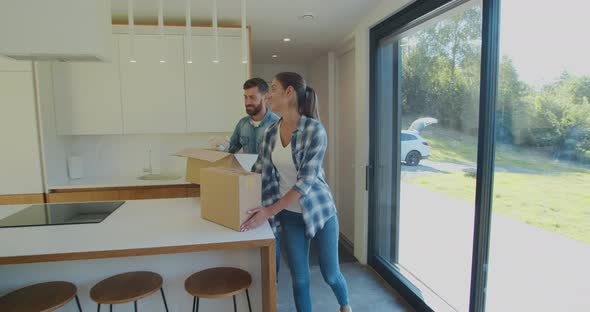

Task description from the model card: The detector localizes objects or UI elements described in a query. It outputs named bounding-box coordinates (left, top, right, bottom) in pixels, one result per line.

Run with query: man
left=228, top=78, right=279, bottom=154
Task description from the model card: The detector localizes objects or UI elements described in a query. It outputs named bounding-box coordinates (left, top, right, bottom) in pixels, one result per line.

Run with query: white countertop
left=0, top=198, right=274, bottom=260
left=47, top=175, right=191, bottom=190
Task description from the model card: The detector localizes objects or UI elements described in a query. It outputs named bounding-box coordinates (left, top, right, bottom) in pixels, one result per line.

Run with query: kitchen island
left=0, top=198, right=276, bottom=311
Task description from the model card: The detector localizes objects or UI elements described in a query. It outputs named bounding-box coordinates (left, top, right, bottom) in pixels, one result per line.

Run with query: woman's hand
left=240, top=206, right=274, bottom=232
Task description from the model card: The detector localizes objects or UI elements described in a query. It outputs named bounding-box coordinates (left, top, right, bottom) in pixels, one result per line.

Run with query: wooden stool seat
left=90, top=271, right=163, bottom=304
left=185, top=267, right=252, bottom=299
left=0, top=281, right=79, bottom=312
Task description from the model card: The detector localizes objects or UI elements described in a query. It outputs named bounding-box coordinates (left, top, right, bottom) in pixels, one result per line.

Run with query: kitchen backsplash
left=65, top=133, right=230, bottom=178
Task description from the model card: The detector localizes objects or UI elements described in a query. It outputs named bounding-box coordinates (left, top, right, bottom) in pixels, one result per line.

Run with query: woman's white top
left=272, top=122, right=303, bottom=213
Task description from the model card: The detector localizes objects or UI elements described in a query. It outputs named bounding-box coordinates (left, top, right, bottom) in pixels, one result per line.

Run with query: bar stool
left=0, top=281, right=82, bottom=312
left=90, top=271, right=168, bottom=312
left=185, top=267, right=252, bottom=312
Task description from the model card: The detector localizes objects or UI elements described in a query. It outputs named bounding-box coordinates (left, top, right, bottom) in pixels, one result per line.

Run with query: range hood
left=0, top=0, right=113, bottom=62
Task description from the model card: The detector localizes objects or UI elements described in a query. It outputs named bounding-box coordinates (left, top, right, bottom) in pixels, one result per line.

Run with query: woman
left=240, top=72, right=351, bottom=312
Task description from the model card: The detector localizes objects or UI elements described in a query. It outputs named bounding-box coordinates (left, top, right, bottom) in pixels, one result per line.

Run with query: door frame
left=367, top=0, right=500, bottom=311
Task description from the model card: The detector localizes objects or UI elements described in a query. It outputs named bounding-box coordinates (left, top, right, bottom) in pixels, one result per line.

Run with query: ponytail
left=303, top=86, right=320, bottom=120
left=274, top=72, right=320, bottom=120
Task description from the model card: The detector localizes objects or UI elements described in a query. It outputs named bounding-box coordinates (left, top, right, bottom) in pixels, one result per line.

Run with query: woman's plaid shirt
left=251, top=115, right=337, bottom=238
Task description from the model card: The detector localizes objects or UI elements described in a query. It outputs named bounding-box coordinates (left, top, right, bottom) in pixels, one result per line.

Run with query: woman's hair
left=274, top=72, right=320, bottom=120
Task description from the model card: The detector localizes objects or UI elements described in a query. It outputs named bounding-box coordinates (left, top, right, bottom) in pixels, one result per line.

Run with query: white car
left=401, top=130, right=430, bottom=166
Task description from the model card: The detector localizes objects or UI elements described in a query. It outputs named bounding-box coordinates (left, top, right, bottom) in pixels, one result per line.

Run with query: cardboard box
left=174, top=148, right=258, bottom=185
left=200, top=167, right=262, bottom=231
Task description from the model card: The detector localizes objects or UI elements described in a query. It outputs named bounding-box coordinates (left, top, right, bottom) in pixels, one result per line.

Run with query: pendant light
left=186, top=0, right=193, bottom=64
left=128, top=0, right=136, bottom=63
left=241, top=0, right=248, bottom=64
left=158, top=0, right=165, bottom=63
left=212, top=0, right=220, bottom=63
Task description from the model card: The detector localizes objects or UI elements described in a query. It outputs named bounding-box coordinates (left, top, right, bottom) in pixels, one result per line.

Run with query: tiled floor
left=277, top=241, right=415, bottom=312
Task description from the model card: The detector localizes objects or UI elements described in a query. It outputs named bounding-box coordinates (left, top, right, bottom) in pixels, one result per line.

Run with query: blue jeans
left=278, top=210, right=349, bottom=311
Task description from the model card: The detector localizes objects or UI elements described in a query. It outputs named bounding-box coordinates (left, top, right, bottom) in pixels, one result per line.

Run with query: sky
left=499, top=0, right=590, bottom=86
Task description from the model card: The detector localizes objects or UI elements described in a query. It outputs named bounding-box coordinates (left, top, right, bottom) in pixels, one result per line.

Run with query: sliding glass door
left=371, top=1, right=483, bottom=310
left=369, top=0, right=588, bottom=311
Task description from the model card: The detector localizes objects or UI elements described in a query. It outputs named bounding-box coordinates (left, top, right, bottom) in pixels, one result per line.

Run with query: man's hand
left=240, top=206, right=273, bottom=232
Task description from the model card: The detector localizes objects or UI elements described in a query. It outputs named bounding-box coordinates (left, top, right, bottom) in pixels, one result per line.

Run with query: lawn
left=421, top=127, right=590, bottom=173
left=411, top=127, right=590, bottom=243
left=411, top=171, right=590, bottom=243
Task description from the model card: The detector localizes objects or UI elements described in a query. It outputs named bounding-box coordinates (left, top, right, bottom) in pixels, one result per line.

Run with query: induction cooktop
left=0, top=201, right=125, bottom=228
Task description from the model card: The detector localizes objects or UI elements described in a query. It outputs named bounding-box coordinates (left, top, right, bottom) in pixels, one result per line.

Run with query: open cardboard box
left=174, top=148, right=258, bottom=185
left=199, top=167, right=261, bottom=231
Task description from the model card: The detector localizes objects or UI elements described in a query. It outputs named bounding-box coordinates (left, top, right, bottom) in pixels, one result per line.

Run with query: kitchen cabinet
left=185, top=35, right=248, bottom=133
left=46, top=27, right=250, bottom=136
left=0, top=71, right=44, bottom=196
left=118, top=34, right=186, bottom=134
left=52, top=37, right=123, bottom=135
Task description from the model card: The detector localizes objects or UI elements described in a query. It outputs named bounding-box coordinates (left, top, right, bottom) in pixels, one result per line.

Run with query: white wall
left=253, top=63, right=309, bottom=84
left=307, top=54, right=332, bottom=179
left=334, top=46, right=357, bottom=244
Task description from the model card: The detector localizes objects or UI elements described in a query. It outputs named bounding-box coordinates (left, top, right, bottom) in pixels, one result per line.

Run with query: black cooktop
left=0, top=201, right=125, bottom=228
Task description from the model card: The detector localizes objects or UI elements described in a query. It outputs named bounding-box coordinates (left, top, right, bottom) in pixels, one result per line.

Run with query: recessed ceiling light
left=298, top=13, right=315, bottom=21
left=212, top=60, right=220, bottom=64
left=283, top=37, right=292, bottom=42
left=186, top=60, right=193, bottom=64
left=159, top=59, right=166, bottom=63
left=130, top=59, right=137, bottom=63
left=272, top=54, right=278, bottom=58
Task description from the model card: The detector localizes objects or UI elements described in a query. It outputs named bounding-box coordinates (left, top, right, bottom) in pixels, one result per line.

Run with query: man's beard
left=246, top=101, right=263, bottom=116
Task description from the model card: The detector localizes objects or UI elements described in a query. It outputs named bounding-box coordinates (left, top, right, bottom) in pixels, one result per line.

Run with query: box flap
left=234, top=154, right=259, bottom=171
left=174, top=148, right=231, bottom=163
left=202, top=167, right=256, bottom=176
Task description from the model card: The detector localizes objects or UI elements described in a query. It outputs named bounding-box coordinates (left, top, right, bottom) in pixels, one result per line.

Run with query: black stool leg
left=196, top=297, right=200, bottom=312
left=160, top=288, right=169, bottom=312
left=134, top=301, right=138, bottom=312
left=97, top=304, right=101, bottom=312
left=233, top=295, right=237, bottom=312
left=246, top=289, right=252, bottom=312
left=74, top=295, right=82, bottom=312
left=110, top=304, right=112, bottom=312
left=192, top=296, right=196, bottom=312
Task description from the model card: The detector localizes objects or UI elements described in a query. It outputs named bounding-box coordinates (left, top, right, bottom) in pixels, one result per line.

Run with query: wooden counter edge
left=0, top=238, right=275, bottom=265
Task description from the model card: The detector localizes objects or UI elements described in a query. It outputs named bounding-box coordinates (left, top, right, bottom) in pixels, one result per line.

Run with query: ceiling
left=110, top=0, right=381, bottom=64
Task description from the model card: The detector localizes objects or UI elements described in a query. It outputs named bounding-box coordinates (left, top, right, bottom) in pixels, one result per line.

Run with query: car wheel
left=406, top=151, right=421, bottom=166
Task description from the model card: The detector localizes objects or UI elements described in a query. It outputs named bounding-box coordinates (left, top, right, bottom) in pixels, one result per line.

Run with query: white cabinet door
left=52, top=38, right=123, bottom=135
left=0, top=55, right=31, bottom=72
left=185, top=35, right=248, bottom=133
left=0, top=72, right=44, bottom=195
left=118, top=34, right=186, bottom=134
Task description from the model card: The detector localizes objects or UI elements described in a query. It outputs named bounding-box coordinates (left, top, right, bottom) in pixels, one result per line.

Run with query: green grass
left=408, top=125, right=590, bottom=243
left=411, top=171, right=590, bottom=243
left=420, top=127, right=590, bottom=173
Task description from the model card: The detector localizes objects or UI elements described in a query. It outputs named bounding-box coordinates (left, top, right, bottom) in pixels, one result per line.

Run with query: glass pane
left=372, top=1, right=483, bottom=310
left=398, top=3, right=482, bottom=310
left=487, top=0, right=590, bottom=310
left=373, top=38, right=395, bottom=259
